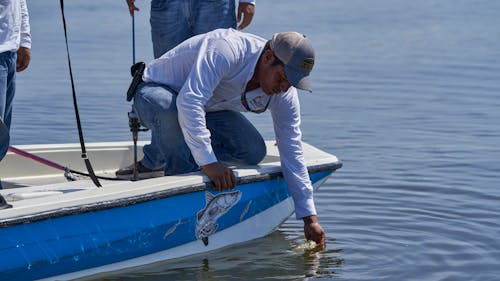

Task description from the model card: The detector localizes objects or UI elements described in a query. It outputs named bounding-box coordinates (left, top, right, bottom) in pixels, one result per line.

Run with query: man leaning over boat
left=116, top=28, right=326, bottom=247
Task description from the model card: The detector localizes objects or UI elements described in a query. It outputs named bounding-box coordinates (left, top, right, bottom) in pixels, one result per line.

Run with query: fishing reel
left=127, top=108, right=148, bottom=135
left=127, top=108, right=148, bottom=181
left=127, top=62, right=148, bottom=134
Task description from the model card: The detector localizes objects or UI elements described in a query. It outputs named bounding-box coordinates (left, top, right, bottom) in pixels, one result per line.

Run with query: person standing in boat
left=117, top=28, right=326, bottom=247
left=125, top=0, right=255, bottom=59
left=0, top=0, right=31, bottom=163
left=123, top=0, right=256, bottom=174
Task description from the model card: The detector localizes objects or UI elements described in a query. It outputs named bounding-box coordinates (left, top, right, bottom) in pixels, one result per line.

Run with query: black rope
left=59, top=0, right=101, bottom=187
left=65, top=168, right=124, bottom=181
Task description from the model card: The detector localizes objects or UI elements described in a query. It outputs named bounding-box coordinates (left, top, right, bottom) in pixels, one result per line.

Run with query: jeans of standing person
left=150, top=0, right=237, bottom=59
left=0, top=51, right=17, bottom=162
left=133, top=82, right=266, bottom=175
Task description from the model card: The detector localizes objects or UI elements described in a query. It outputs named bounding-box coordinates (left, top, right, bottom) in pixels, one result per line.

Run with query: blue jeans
left=150, top=0, right=236, bottom=58
left=0, top=51, right=16, bottom=162
left=133, top=82, right=266, bottom=175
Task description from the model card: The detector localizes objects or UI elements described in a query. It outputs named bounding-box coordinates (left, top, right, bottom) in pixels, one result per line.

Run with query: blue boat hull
left=0, top=170, right=333, bottom=280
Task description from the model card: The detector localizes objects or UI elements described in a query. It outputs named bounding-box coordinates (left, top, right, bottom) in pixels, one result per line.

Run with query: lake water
left=11, top=0, right=500, bottom=280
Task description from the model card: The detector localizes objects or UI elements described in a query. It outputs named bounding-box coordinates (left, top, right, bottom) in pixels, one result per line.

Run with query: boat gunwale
left=0, top=161, right=341, bottom=227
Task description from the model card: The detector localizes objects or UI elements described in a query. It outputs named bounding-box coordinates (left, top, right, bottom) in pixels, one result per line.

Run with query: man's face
left=258, top=50, right=292, bottom=95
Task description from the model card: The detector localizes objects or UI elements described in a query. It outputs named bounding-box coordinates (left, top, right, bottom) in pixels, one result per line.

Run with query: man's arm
left=176, top=38, right=237, bottom=190
left=16, top=47, right=30, bottom=72
left=270, top=89, right=326, bottom=247
left=18, top=0, right=31, bottom=72
left=237, top=1, right=255, bottom=30
left=303, top=215, right=326, bottom=249
left=125, top=0, right=140, bottom=16
left=201, top=162, right=236, bottom=191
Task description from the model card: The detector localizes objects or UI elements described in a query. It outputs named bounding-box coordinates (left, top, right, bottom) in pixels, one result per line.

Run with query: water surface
left=11, top=0, right=500, bottom=280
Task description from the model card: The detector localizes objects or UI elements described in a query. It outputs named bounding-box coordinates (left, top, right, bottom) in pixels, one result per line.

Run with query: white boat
left=0, top=140, right=341, bottom=280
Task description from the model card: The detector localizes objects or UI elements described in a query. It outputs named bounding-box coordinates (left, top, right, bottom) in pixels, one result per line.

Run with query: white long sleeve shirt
left=0, top=0, right=31, bottom=52
left=143, top=28, right=316, bottom=219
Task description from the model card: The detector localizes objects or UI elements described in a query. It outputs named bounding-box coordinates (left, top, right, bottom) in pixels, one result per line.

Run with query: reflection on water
left=89, top=231, right=343, bottom=281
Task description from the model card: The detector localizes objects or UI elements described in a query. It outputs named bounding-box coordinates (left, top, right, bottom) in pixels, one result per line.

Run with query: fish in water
left=292, top=240, right=318, bottom=253
left=196, top=190, right=242, bottom=246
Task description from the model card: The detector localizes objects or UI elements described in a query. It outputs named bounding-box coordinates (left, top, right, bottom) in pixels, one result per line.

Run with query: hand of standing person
left=16, top=47, right=30, bottom=72
left=237, top=2, right=255, bottom=30
left=303, top=215, right=326, bottom=249
left=126, top=0, right=140, bottom=16
left=202, top=162, right=237, bottom=191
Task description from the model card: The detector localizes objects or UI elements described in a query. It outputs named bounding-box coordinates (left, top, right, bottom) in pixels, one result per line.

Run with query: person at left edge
left=0, top=0, right=32, bottom=163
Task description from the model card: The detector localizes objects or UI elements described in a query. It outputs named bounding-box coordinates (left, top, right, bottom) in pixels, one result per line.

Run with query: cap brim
left=285, top=66, right=313, bottom=93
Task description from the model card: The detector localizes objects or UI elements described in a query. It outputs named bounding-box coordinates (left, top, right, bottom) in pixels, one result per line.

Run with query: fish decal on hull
left=196, top=190, right=242, bottom=246
left=163, top=220, right=187, bottom=239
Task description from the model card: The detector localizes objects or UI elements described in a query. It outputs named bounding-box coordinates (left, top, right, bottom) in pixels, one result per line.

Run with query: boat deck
left=0, top=141, right=284, bottom=188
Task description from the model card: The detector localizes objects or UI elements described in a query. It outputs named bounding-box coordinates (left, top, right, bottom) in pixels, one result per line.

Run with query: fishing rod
left=130, top=12, right=139, bottom=181
left=8, top=146, right=123, bottom=181
left=127, top=11, right=149, bottom=181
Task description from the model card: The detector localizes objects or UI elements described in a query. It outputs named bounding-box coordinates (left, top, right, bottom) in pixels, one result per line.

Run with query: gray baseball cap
left=269, top=32, right=315, bottom=93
